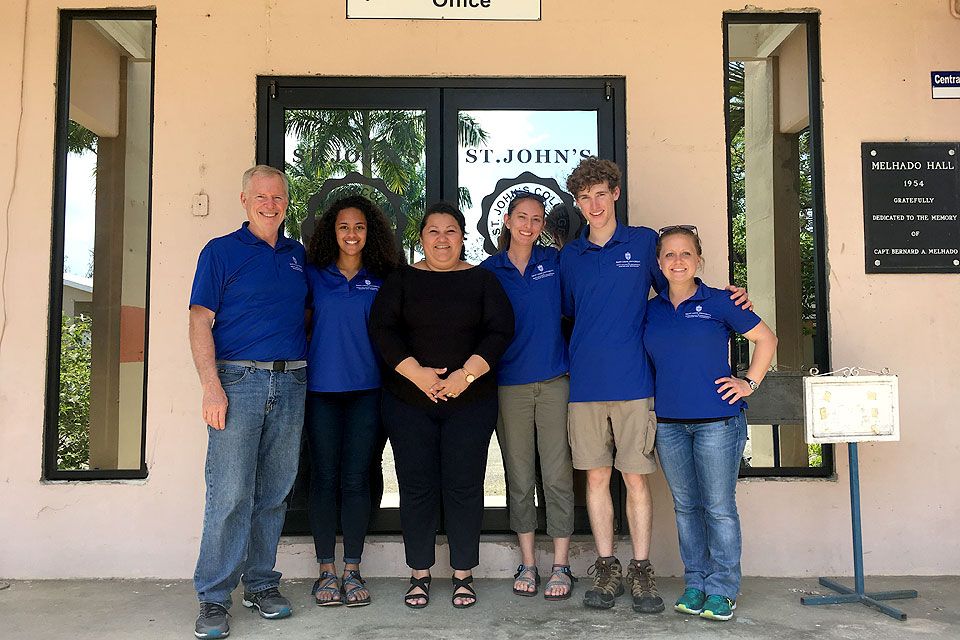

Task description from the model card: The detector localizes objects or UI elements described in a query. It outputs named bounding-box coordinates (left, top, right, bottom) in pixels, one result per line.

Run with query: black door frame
left=258, top=76, right=629, bottom=535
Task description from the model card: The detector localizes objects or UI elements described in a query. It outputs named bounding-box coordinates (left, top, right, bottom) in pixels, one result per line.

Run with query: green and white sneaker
left=700, top=594, right=736, bottom=621
left=674, top=588, right=706, bottom=615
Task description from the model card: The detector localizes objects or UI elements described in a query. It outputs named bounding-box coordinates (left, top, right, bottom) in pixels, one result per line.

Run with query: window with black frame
left=723, top=13, right=832, bottom=477
left=45, top=10, right=155, bottom=479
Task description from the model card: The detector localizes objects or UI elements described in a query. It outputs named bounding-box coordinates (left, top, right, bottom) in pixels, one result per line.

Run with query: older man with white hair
left=189, top=165, right=308, bottom=639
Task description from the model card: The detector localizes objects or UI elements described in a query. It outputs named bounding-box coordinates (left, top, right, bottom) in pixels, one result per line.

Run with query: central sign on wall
left=347, top=0, right=540, bottom=21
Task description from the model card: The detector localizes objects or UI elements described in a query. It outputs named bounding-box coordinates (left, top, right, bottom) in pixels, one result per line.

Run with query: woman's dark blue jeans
left=305, top=388, right=381, bottom=565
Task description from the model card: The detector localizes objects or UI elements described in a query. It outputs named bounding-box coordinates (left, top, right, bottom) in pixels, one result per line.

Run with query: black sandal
left=404, top=575, right=431, bottom=609
left=451, top=575, right=477, bottom=609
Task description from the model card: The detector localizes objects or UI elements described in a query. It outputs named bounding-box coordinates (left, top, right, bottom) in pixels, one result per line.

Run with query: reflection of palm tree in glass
left=284, top=109, right=487, bottom=257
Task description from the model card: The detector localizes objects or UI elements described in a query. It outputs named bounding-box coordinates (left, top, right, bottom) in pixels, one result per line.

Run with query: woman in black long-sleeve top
left=370, top=202, right=514, bottom=609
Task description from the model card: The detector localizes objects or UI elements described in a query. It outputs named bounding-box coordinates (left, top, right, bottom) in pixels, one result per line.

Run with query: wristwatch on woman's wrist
left=461, top=368, right=476, bottom=384
left=744, top=377, right=759, bottom=391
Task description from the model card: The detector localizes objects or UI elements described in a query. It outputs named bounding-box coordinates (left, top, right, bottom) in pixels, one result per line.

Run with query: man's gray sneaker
left=242, top=587, right=292, bottom=619
left=195, top=602, right=230, bottom=639
left=626, top=559, right=665, bottom=613
left=583, top=557, right=624, bottom=609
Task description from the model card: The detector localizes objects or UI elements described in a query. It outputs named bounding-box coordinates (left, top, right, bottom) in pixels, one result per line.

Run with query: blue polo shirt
left=190, top=222, right=308, bottom=361
left=480, top=246, right=568, bottom=386
left=644, top=280, right=761, bottom=420
left=559, top=221, right=667, bottom=402
left=305, top=263, right=382, bottom=392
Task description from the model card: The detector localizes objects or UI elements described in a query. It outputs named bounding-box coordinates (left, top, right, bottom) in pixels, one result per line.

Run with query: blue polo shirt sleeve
left=717, top=293, right=762, bottom=335
left=646, top=231, right=668, bottom=294
left=189, top=241, right=225, bottom=312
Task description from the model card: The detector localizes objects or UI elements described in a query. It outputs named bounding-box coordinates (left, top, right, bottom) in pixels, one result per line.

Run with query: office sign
left=347, top=0, right=541, bottom=20
left=931, top=71, right=960, bottom=99
left=862, top=142, right=960, bottom=273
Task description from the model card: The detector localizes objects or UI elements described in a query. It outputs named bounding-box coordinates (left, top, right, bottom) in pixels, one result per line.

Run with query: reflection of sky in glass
left=286, top=110, right=598, bottom=263
left=459, top=111, right=597, bottom=262
left=64, top=150, right=97, bottom=277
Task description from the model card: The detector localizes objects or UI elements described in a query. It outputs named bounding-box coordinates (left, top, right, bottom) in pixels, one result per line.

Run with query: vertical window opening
left=46, top=11, right=156, bottom=479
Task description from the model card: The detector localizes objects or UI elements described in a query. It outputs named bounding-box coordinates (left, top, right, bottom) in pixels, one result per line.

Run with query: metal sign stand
left=800, top=368, right=917, bottom=620
left=801, top=443, right=918, bottom=619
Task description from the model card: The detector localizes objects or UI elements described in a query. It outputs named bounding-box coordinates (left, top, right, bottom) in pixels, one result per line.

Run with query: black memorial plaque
left=862, top=142, right=960, bottom=274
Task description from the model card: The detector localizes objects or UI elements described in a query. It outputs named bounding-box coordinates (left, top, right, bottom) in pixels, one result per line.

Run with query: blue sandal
left=341, top=569, right=371, bottom=607
left=312, top=571, right=342, bottom=606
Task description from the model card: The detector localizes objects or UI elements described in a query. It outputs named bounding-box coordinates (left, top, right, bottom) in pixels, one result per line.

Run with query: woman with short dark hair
left=370, top=201, right=514, bottom=609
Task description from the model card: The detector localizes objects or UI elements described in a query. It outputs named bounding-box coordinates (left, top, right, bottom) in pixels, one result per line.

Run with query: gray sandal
left=512, top=564, right=540, bottom=597
left=544, top=564, right=577, bottom=601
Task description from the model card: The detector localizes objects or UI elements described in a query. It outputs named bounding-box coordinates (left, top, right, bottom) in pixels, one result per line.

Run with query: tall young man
left=559, top=157, right=748, bottom=614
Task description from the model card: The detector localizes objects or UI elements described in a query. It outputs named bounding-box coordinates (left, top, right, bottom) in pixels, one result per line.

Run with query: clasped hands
left=411, top=365, right=470, bottom=403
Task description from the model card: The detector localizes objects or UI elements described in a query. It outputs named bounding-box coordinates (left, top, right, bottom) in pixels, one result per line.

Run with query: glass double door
left=259, top=77, right=626, bottom=535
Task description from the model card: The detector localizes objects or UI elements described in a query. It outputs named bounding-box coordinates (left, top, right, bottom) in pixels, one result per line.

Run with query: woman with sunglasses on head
left=643, top=225, right=777, bottom=622
left=479, top=191, right=577, bottom=601
left=369, top=201, right=514, bottom=609
left=303, top=195, right=399, bottom=608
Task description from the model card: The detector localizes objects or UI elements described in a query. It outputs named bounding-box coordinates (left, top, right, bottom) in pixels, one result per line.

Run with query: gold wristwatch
left=461, top=368, right=476, bottom=384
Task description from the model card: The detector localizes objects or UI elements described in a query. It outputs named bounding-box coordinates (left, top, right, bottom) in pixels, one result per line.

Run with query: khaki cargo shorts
left=567, top=397, right=658, bottom=474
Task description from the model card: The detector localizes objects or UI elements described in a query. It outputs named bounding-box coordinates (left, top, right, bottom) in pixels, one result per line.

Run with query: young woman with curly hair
left=303, top=195, right=399, bottom=608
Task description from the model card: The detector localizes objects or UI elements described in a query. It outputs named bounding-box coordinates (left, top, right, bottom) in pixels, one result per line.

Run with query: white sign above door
left=347, top=0, right=541, bottom=21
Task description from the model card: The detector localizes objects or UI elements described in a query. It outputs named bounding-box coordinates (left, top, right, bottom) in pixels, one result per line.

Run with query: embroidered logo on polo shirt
left=531, top=266, right=556, bottom=281
left=289, top=256, right=304, bottom=272
left=685, top=304, right=712, bottom=320
left=615, top=250, right=643, bottom=268
left=355, top=279, right=380, bottom=292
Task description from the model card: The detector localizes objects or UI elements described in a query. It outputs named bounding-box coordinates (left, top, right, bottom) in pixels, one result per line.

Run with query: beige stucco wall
left=1, top=0, right=958, bottom=579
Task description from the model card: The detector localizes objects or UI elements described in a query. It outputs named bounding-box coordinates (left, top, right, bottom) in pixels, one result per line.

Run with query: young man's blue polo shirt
left=305, top=263, right=382, bottom=392
left=644, top=280, right=761, bottom=420
left=559, top=221, right=667, bottom=402
left=480, top=245, right=568, bottom=386
left=189, top=222, right=308, bottom=362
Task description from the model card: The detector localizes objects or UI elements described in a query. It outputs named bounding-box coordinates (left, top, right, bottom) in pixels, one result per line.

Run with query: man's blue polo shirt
left=559, top=221, right=667, bottom=402
left=305, top=263, right=382, bottom=393
left=480, top=245, right=568, bottom=386
left=644, top=280, right=761, bottom=420
left=189, top=222, right=308, bottom=361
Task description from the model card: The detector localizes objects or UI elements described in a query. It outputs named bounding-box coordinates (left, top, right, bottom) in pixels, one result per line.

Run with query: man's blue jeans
left=194, top=364, right=307, bottom=608
left=655, top=411, right=747, bottom=600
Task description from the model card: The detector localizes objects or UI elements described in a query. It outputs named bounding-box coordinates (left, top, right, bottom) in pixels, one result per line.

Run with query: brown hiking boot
left=583, top=557, right=624, bottom=609
left=626, top=559, right=665, bottom=613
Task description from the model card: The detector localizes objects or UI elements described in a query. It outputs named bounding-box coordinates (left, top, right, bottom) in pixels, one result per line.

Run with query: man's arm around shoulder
left=189, top=305, right=228, bottom=430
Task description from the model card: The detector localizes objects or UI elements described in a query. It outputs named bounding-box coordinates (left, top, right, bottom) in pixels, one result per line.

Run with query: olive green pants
left=496, top=374, right=575, bottom=538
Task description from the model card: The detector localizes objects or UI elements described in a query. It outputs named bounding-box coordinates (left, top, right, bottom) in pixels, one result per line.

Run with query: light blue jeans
left=194, top=364, right=307, bottom=608
left=655, top=411, right=747, bottom=600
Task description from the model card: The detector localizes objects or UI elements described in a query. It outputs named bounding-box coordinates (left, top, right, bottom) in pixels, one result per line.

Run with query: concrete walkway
left=1, top=576, right=957, bottom=640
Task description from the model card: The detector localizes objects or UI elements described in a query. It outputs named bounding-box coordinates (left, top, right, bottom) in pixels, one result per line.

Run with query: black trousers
left=382, top=391, right=497, bottom=571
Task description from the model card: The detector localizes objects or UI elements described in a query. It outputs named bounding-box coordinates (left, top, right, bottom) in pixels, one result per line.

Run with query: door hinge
left=269, top=81, right=278, bottom=100
left=604, top=81, right=612, bottom=101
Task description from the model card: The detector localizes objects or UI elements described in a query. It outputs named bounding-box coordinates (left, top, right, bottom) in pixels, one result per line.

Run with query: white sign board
left=804, top=375, right=900, bottom=444
left=347, top=0, right=541, bottom=21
